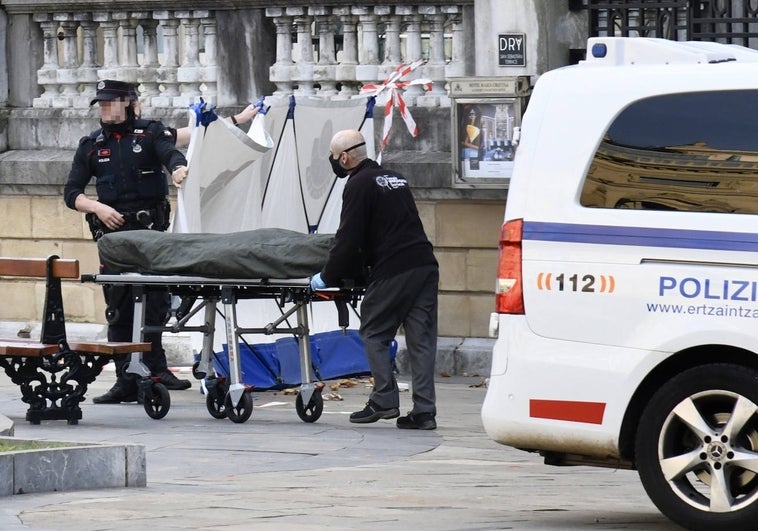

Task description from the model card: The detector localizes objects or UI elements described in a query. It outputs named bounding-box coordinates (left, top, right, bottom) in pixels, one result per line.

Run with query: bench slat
left=67, top=341, right=152, bottom=355
left=0, top=257, right=79, bottom=279
left=0, top=340, right=59, bottom=357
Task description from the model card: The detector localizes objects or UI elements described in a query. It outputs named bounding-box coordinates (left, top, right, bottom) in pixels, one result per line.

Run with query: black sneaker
left=349, top=400, right=400, bottom=424
left=92, top=383, right=138, bottom=404
left=396, top=412, right=437, bottom=430
left=156, top=370, right=192, bottom=391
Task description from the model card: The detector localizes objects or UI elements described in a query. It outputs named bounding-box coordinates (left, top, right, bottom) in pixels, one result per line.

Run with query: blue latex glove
left=188, top=97, right=219, bottom=127
left=199, top=104, right=218, bottom=127
left=188, top=98, right=207, bottom=126
left=310, top=272, right=327, bottom=291
left=253, top=96, right=269, bottom=115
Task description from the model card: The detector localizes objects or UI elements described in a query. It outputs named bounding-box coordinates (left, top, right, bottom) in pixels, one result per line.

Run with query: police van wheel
left=635, top=364, right=758, bottom=530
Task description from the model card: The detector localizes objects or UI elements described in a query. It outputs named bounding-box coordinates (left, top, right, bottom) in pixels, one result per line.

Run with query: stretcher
left=80, top=271, right=362, bottom=423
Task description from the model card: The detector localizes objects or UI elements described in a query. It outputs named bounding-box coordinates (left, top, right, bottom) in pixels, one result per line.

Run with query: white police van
left=481, top=36, right=758, bottom=530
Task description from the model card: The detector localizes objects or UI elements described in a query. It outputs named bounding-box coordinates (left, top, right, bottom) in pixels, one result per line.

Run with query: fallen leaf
left=469, top=378, right=488, bottom=388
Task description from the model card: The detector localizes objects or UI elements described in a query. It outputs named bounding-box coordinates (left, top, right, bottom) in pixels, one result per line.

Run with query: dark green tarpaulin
left=97, top=228, right=333, bottom=279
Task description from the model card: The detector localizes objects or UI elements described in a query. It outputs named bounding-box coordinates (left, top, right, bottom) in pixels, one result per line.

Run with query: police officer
left=64, top=79, right=192, bottom=403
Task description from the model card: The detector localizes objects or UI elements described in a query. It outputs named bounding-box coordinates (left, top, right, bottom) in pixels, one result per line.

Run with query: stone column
left=115, top=15, right=141, bottom=89
left=375, top=6, right=398, bottom=83
left=400, top=11, right=424, bottom=105
left=32, top=16, right=59, bottom=108
left=266, top=8, right=293, bottom=98
left=418, top=8, right=448, bottom=107
left=95, top=14, right=120, bottom=82
left=200, top=14, right=218, bottom=103
left=175, top=12, right=202, bottom=106
left=153, top=13, right=180, bottom=107
left=53, top=16, right=79, bottom=108
left=0, top=10, right=7, bottom=108
left=139, top=18, right=161, bottom=101
left=74, top=16, right=99, bottom=107
left=334, top=9, right=358, bottom=99
left=446, top=9, right=466, bottom=80
left=354, top=8, right=380, bottom=89
left=293, top=13, right=315, bottom=96
left=313, top=8, right=337, bottom=97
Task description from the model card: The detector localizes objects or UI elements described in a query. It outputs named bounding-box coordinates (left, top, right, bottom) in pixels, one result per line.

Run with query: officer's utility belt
left=86, top=200, right=170, bottom=241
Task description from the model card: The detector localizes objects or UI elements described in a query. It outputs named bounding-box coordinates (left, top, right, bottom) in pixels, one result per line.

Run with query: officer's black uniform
left=64, top=80, right=191, bottom=403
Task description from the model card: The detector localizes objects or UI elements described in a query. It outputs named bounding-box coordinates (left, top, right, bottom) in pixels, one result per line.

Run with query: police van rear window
left=580, top=90, right=758, bottom=213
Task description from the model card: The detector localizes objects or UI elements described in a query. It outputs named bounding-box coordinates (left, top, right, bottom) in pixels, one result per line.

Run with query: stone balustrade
left=265, top=4, right=468, bottom=107
left=3, top=2, right=474, bottom=110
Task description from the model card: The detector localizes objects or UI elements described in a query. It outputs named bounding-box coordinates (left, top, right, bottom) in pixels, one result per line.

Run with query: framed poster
left=452, top=97, right=522, bottom=188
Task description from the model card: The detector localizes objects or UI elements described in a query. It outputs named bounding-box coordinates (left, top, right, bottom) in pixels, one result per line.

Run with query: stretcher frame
left=81, top=272, right=362, bottom=423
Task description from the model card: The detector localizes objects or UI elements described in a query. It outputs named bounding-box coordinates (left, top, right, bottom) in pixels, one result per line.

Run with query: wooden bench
left=0, top=256, right=151, bottom=424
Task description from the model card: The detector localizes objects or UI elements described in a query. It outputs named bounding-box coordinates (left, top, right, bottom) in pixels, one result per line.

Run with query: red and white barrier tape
left=360, top=59, right=432, bottom=163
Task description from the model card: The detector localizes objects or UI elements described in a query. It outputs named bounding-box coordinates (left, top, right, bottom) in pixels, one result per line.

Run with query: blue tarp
left=211, top=330, right=397, bottom=389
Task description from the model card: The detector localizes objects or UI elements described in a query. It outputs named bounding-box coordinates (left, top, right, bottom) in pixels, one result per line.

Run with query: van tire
left=635, top=363, right=758, bottom=531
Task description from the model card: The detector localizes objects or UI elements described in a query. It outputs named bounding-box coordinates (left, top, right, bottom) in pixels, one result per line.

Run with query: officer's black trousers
left=100, top=259, right=170, bottom=381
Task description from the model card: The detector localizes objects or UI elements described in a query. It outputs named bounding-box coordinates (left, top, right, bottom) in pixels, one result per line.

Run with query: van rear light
left=495, top=219, right=525, bottom=314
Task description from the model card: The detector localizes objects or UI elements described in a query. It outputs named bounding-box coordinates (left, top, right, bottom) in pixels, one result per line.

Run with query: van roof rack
left=581, top=37, right=758, bottom=66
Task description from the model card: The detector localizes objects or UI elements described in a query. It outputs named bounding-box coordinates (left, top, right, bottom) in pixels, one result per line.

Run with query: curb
left=0, top=414, right=13, bottom=437
left=0, top=436, right=145, bottom=496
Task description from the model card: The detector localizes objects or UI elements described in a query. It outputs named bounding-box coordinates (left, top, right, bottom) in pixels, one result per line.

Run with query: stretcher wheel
left=225, top=391, right=253, bottom=423
left=206, top=388, right=227, bottom=419
left=191, top=361, right=207, bottom=380
left=144, top=382, right=170, bottom=419
left=296, top=390, right=323, bottom=423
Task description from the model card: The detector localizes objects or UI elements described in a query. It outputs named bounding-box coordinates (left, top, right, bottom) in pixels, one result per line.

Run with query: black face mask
left=329, top=153, right=350, bottom=178
left=328, top=141, right=366, bottom=178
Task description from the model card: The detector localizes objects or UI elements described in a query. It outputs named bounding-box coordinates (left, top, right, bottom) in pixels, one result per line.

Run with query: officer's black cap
left=90, top=80, right=136, bottom=106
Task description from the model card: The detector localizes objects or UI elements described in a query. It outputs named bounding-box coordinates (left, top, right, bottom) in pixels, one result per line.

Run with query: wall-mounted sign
left=453, top=97, right=521, bottom=187
left=448, top=77, right=531, bottom=188
left=499, top=33, right=526, bottom=67
left=448, top=76, right=529, bottom=98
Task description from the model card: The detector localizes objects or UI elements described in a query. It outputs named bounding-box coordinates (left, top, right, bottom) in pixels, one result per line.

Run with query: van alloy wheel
left=636, top=364, right=758, bottom=531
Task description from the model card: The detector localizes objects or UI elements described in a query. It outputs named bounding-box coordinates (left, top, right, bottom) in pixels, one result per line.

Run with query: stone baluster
left=115, top=15, right=141, bottom=89
left=53, top=17, right=79, bottom=108
left=138, top=17, right=161, bottom=102
left=153, top=13, right=180, bottom=107
left=445, top=9, right=466, bottom=81
left=266, top=8, right=294, bottom=99
left=76, top=16, right=100, bottom=107
left=312, top=8, right=337, bottom=97
left=399, top=10, right=424, bottom=105
left=200, top=15, right=218, bottom=103
left=175, top=12, right=203, bottom=106
left=96, top=14, right=120, bottom=82
left=334, top=9, right=358, bottom=99
left=293, top=12, right=315, bottom=96
left=354, top=8, right=380, bottom=94
left=379, top=7, right=402, bottom=83
left=32, top=16, right=60, bottom=108
left=418, top=7, right=448, bottom=107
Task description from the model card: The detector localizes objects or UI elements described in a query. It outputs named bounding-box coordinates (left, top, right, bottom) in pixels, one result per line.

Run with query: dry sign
left=499, top=34, right=526, bottom=67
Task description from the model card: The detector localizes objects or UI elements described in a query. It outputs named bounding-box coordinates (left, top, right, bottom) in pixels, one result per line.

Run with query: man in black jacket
left=311, top=129, right=439, bottom=430
left=64, top=79, right=192, bottom=403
